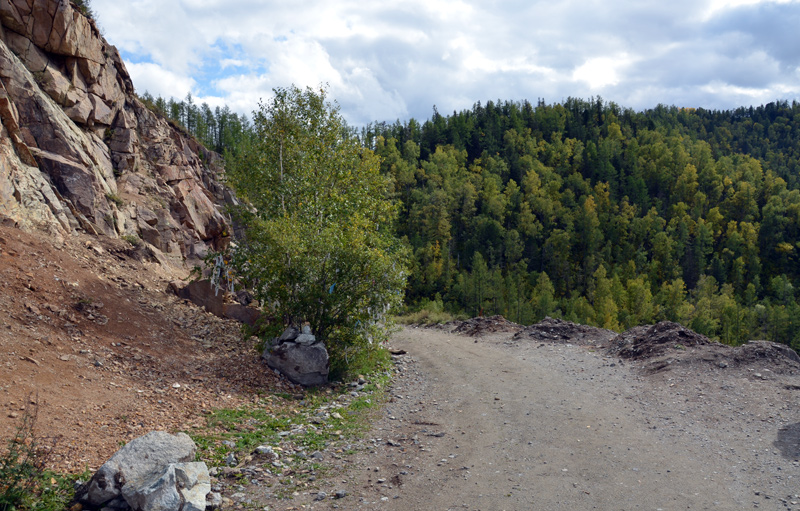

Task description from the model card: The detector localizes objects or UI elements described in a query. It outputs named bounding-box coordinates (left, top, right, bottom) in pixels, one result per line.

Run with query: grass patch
left=394, top=297, right=465, bottom=325
left=105, top=193, right=124, bottom=207
left=121, top=234, right=140, bottom=246
left=188, top=365, right=393, bottom=497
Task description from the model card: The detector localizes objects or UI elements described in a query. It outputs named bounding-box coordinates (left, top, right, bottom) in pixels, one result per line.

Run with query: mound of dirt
left=607, top=322, right=800, bottom=375
left=608, top=321, right=712, bottom=360
left=451, top=315, right=522, bottom=337
left=512, top=317, right=617, bottom=346
left=730, top=340, right=800, bottom=374
left=423, top=321, right=460, bottom=331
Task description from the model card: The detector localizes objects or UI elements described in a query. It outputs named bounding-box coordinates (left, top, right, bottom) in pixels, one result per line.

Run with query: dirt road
left=336, top=327, right=799, bottom=511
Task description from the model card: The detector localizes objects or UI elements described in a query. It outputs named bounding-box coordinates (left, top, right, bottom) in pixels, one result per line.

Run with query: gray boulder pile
left=76, top=431, right=219, bottom=511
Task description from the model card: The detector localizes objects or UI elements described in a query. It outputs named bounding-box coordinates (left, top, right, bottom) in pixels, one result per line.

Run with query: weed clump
left=0, top=399, right=81, bottom=511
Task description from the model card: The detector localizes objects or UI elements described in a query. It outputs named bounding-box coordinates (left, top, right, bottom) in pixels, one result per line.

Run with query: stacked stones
left=263, top=325, right=329, bottom=386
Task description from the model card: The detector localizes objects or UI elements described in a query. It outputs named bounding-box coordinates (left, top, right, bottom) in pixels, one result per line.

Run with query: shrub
left=224, top=85, right=409, bottom=372
left=0, top=400, right=76, bottom=511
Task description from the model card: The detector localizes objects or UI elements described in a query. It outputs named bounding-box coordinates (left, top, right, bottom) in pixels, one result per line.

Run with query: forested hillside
left=147, top=93, right=800, bottom=351
left=364, top=99, right=800, bottom=350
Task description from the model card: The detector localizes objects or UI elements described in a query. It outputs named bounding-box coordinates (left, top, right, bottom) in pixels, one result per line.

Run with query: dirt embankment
left=0, top=225, right=299, bottom=472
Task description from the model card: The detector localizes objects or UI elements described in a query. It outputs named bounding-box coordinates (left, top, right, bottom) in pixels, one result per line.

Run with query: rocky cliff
left=0, top=0, right=231, bottom=261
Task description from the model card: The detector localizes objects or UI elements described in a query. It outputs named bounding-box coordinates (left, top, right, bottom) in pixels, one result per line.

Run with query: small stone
left=206, top=491, right=222, bottom=509
left=255, top=445, right=273, bottom=455
left=334, top=490, right=347, bottom=499
left=314, top=492, right=327, bottom=501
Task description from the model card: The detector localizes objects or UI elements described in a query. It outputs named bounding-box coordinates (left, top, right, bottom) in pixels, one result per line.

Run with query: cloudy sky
left=92, top=0, right=800, bottom=127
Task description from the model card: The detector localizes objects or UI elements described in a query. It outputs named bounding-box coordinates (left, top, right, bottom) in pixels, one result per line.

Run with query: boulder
left=222, top=302, right=261, bottom=327
left=263, top=333, right=329, bottom=386
left=79, top=431, right=197, bottom=509
left=278, top=326, right=300, bottom=342
left=294, top=333, right=317, bottom=345
left=122, top=462, right=210, bottom=511
left=174, top=463, right=213, bottom=511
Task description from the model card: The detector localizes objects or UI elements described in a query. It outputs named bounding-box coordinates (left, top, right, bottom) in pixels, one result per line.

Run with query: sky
left=91, top=0, right=800, bottom=127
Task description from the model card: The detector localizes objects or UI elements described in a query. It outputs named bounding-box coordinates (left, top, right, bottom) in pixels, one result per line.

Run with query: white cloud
left=91, top=0, right=800, bottom=125
left=573, top=56, right=632, bottom=89
left=126, top=62, right=196, bottom=99
left=703, top=0, right=794, bottom=19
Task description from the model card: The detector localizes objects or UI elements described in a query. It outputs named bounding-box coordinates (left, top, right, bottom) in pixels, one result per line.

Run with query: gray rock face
left=80, top=431, right=197, bottom=509
left=263, top=326, right=329, bottom=386
left=0, top=1, right=232, bottom=261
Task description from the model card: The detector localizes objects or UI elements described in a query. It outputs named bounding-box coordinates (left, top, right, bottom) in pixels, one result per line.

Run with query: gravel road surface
left=338, top=327, right=799, bottom=511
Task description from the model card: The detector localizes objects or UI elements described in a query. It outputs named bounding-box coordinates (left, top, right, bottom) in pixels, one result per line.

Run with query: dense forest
left=146, top=92, right=800, bottom=351
left=364, top=98, right=800, bottom=350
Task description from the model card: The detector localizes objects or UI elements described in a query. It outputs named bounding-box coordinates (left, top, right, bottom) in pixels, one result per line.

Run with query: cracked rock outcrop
left=0, top=0, right=231, bottom=261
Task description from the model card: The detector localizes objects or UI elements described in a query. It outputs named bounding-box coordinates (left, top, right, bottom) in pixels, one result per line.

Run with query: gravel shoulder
left=313, top=326, right=800, bottom=511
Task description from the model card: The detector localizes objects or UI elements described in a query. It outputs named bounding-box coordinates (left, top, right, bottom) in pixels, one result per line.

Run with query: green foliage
left=328, top=336, right=393, bottom=382
left=224, top=85, right=409, bottom=369
left=363, top=97, right=800, bottom=350
left=0, top=403, right=84, bottom=511
left=72, top=0, right=94, bottom=19
left=105, top=193, right=124, bottom=207
left=120, top=234, right=141, bottom=246
left=394, top=296, right=461, bottom=325
left=190, top=370, right=391, bottom=497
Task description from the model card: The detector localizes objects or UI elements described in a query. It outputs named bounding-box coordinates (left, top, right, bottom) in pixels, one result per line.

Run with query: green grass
left=393, top=297, right=467, bottom=325
left=121, top=234, right=141, bottom=246
left=188, top=365, right=392, bottom=498
left=105, top=192, right=124, bottom=207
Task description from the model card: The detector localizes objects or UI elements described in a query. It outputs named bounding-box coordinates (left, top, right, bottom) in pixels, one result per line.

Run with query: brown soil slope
left=0, top=224, right=297, bottom=472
